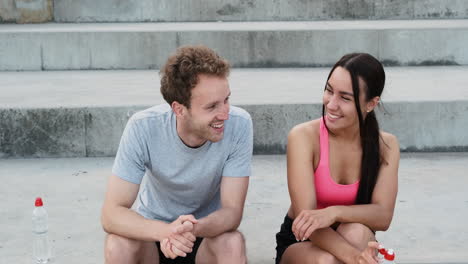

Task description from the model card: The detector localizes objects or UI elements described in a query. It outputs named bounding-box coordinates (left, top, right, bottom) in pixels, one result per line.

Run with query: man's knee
left=220, top=231, right=245, bottom=253
left=208, top=231, right=246, bottom=259
left=105, top=234, right=140, bottom=262
left=337, top=223, right=374, bottom=249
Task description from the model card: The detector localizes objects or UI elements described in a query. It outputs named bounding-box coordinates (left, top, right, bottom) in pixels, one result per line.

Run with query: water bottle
left=32, top=197, right=51, bottom=263
left=382, top=248, right=395, bottom=263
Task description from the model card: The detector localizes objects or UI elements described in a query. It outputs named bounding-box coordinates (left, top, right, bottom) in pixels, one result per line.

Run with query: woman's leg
left=336, top=223, right=376, bottom=250
left=280, top=241, right=341, bottom=264
left=280, top=222, right=376, bottom=264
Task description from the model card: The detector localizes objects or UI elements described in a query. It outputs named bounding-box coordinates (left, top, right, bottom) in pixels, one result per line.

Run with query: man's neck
left=175, top=117, right=206, bottom=148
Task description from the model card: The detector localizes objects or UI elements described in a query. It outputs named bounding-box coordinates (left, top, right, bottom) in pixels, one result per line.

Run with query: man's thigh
left=105, top=234, right=159, bottom=264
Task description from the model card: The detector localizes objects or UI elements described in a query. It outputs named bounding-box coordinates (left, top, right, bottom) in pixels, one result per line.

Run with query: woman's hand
left=353, top=241, right=380, bottom=264
left=292, top=207, right=336, bottom=241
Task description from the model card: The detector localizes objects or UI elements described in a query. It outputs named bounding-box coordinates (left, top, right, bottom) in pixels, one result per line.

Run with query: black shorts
left=275, top=214, right=377, bottom=264
left=155, top=237, right=204, bottom=264
left=275, top=215, right=298, bottom=264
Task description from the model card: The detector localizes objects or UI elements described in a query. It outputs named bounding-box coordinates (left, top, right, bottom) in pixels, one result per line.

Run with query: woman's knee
left=281, top=243, right=338, bottom=264
left=314, top=251, right=338, bottom=264
left=337, top=223, right=374, bottom=249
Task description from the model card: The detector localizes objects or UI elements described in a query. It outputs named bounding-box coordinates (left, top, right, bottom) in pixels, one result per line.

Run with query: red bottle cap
left=378, top=244, right=386, bottom=255
left=385, top=249, right=395, bottom=261
left=35, top=197, right=43, bottom=207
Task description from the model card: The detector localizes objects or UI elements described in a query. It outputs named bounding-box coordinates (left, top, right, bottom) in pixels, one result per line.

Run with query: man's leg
left=195, top=231, right=246, bottom=264
left=104, top=233, right=159, bottom=264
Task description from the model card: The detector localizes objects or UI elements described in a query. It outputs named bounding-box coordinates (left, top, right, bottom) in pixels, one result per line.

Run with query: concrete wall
left=53, top=0, right=468, bottom=22
left=1, top=22, right=467, bottom=70
left=1, top=102, right=468, bottom=158
left=2, top=0, right=468, bottom=23
left=0, top=0, right=52, bottom=23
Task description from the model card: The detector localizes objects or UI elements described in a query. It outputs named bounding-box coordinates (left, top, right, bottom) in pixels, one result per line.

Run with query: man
left=101, top=45, right=253, bottom=263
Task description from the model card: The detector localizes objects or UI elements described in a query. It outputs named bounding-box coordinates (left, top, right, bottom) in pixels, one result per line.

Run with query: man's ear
left=171, top=101, right=186, bottom=117
left=366, top=96, right=380, bottom=112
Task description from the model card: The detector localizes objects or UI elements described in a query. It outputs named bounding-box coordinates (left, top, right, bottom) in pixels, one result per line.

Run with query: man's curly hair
left=160, top=45, right=230, bottom=108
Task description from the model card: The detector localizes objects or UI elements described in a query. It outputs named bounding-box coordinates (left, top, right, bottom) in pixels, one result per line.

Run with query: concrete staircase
left=2, top=2, right=468, bottom=263
left=1, top=0, right=468, bottom=157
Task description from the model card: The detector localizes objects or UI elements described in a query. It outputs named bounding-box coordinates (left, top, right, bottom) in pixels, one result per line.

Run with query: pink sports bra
left=314, top=118, right=360, bottom=209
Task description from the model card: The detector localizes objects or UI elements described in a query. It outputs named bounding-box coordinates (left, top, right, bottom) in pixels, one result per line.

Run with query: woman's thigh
left=280, top=242, right=341, bottom=264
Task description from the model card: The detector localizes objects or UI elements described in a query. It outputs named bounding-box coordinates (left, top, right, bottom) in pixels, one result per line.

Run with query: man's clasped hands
left=160, top=215, right=198, bottom=259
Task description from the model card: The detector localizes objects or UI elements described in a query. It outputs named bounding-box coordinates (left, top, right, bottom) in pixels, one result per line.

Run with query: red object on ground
left=35, top=197, right=43, bottom=207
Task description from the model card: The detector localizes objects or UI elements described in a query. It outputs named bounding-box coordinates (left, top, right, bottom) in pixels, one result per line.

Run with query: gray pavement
left=1, top=153, right=468, bottom=263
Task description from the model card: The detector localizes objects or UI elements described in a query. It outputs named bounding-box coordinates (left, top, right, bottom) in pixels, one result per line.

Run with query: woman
left=275, top=53, right=400, bottom=264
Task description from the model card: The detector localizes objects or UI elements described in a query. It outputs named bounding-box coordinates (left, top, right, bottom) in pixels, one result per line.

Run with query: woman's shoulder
left=380, top=131, right=399, bottom=147
left=288, top=119, right=321, bottom=141
left=379, top=130, right=400, bottom=161
left=287, top=119, right=321, bottom=165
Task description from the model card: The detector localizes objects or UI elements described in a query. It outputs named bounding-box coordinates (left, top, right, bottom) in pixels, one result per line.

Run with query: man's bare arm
left=101, top=175, right=191, bottom=242
left=192, top=176, right=249, bottom=238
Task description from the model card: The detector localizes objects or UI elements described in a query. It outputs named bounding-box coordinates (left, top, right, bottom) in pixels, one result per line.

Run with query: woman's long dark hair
left=322, top=53, right=386, bottom=204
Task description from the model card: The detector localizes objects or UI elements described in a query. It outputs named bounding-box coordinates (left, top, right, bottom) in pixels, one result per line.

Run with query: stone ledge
left=1, top=101, right=468, bottom=158
left=2, top=20, right=468, bottom=70
left=53, top=0, right=468, bottom=22
left=0, top=0, right=52, bottom=23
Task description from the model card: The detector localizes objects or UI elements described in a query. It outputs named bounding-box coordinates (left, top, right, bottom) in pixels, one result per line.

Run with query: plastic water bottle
left=382, top=248, right=395, bottom=263
left=32, top=197, right=51, bottom=263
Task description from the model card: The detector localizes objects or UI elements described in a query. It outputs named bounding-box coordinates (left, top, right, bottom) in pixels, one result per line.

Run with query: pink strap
left=319, top=118, right=329, bottom=165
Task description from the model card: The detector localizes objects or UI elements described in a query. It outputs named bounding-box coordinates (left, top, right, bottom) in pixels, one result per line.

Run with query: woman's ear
left=366, top=96, right=380, bottom=112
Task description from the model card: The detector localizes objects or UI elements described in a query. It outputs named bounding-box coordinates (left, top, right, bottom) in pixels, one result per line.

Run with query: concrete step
left=1, top=153, right=468, bottom=263
left=3, top=0, right=468, bottom=24
left=52, top=0, right=468, bottom=22
left=1, top=20, right=468, bottom=70
left=1, top=66, right=468, bottom=158
left=0, top=0, right=53, bottom=23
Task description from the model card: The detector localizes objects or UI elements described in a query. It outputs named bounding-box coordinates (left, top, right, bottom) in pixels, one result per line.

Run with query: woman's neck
left=328, top=123, right=361, bottom=145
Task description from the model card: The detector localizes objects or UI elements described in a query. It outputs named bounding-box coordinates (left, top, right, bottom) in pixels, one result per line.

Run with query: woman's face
left=323, top=66, right=371, bottom=131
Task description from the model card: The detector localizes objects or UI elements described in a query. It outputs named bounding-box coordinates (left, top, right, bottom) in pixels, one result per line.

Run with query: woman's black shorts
left=275, top=214, right=376, bottom=264
left=275, top=215, right=298, bottom=264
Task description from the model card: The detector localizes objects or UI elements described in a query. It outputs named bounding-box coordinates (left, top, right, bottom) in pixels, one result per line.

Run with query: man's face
left=182, top=74, right=230, bottom=146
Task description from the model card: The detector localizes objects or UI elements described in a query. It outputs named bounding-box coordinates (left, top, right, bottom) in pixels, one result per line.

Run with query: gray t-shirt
left=112, top=104, right=253, bottom=222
